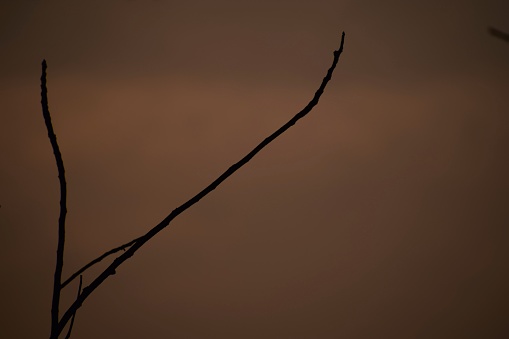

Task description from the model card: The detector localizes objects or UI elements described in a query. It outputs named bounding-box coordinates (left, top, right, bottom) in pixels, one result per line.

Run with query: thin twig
left=55, top=32, right=346, bottom=337
left=61, top=236, right=142, bottom=289
left=488, top=26, right=509, bottom=43
left=64, top=275, right=83, bottom=339
left=41, top=59, right=68, bottom=339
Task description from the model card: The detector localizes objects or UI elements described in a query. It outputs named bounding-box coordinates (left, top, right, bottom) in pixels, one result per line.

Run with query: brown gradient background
left=1, top=1, right=509, bottom=338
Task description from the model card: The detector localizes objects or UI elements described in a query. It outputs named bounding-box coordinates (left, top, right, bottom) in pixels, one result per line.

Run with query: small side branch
left=42, top=60, right=68, bottom=339
left=64, top=275, right=83, bottom=339
left=61, top=236, right=142, bottom=288
left=55, top=32, right=346, bottom=337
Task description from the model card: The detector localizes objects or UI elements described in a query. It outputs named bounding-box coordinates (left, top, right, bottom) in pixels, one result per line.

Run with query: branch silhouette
left=41, top=60, right=68, bottom=339
left=64, top=275, right=82, bottom=339
left=45, top=31, right=346, bottom=338
left=61, top=236, right=142, bottom=288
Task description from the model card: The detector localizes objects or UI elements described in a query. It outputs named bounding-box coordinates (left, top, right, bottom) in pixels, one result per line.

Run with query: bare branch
left=64, top=275, right=83, bottom=339
left=55, top=32, right=346, bottom=337
left=41, top=60, right=68, bottom=339
left=61, top=236, right=142, bottom=289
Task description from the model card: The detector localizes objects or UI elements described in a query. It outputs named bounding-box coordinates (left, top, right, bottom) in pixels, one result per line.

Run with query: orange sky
left=1, top=1, right=509, bottom=338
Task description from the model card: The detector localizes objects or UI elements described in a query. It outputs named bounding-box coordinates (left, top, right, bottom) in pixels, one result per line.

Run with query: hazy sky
left=1, top=1, right=508, bottom=338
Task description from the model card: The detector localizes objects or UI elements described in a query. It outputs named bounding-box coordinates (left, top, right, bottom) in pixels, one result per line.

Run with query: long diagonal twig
left=41, top=59, right=68, bottom=339
left=61, top=32, right=347, bottom=288
left=52, top=32, right=346, bottom=337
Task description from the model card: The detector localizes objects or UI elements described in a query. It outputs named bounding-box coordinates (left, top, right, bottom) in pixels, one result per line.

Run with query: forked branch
left=46, top=32, right=346, bottom=338
left=61, top=236, right=142, bottom=288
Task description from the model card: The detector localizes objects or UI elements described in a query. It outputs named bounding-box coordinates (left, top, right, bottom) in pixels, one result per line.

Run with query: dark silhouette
left=488, top=26, right=509, bottom=43
left=41, top=60, right=68, bottom=339
left=43, top=32, right=346, bottom=339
